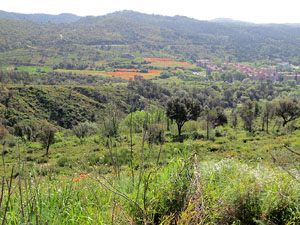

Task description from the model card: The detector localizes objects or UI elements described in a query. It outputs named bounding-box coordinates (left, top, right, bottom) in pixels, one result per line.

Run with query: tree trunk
left=206, top=120, right=209, bottom=140
left=46, top=143, right=50, bottom=155
left=283, top=120, right=288, bottom=127
left=206, top=113, right=209, bottom=140
left=177, top=123, right=183, bottom=136
left=45, top=132, right=51, bottom=155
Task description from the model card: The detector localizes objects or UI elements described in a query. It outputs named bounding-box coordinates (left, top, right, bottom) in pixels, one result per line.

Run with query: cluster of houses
left=196, top=59, right=300, bottom=83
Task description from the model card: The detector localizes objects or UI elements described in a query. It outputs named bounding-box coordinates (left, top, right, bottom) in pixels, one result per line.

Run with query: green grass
left=55, top=69, right=109, bottom=77
left=173, top=159, right=300, bottom=224
left=17, top=66, right=52, bottom=74
left=2, top=104, right=300, bottom=223
left=1, top=145, right=300, bottom=224
left=1, top=65, right=53, bottom=74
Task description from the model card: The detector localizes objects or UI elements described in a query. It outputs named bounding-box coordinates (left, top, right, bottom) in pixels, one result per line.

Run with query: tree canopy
left=166, top=97, right=201, bottom=136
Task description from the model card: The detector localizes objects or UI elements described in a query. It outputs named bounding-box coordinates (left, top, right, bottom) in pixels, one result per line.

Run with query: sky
left=1, top=0, right=300, bottom=24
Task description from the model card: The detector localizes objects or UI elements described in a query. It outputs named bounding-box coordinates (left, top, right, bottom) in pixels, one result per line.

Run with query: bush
left=229, top=193, right=262, bottom=225
left=72, top=121, right=98, bottom=138
left=151, top=157, right=193, bottom=224
left=209, top=144, right=222, bottom=151
left=36, top=165, right=60, bottom=177
left=215, top=129, right=223, bottom=137
left=87, top=153, right=101, bottom=166
left=57, top=157, right=70, bottom=167
left=101, top=148, right=132, bottom=166
left=171, top=134, right=189, bottom=142
left=26, top=156, right=35, bottom=162
left=0, top=124, right=8, bottom=142
left=190, top=131, right=204, bottom=140
left=267, top=201, right=297, bottom=225
left=4, top=135, right=17, bottom=148
left=37, top=157, right=48, bottom=164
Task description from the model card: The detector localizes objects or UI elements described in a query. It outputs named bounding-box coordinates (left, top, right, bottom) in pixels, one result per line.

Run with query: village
left=197, top=59, right=300, bottom=83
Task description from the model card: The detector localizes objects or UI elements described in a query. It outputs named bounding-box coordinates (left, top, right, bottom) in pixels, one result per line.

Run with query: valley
left=1, top=10, right=300, bottom=224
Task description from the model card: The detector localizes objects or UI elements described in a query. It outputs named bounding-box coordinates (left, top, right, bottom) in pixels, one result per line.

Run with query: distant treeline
left=2, top=11, right=300, bottom=63
left=0, top=70, right=126, bottom=85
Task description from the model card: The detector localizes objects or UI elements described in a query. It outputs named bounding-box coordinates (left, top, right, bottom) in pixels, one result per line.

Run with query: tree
left=276, top=99, right=300, bottom=127
left=231, top=110, right=238, bottom=129
left=14, top=121, right=32, bottom=142
left=261, top=102, right=275, bottom=133
left=240, top=101, right=260, bottom=132
left=213, top=107, right=228, bottom=128
left=202, top=106, right=227, bottom=140
left=73, top=121, right=97, bottom=139
left=0, top=124, right=8, bottom=143
left=38, top=121, right=56, bottom=156
left=166, top=97, right=201, bottom=136
left=203, top=106, right=213, bottom=140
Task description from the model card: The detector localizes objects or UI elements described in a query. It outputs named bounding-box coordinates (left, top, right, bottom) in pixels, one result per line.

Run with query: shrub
left=72, top=121, right=98, bottom=138
left=229, top=193, right=262, bottom=225
left=209, top=144, right=222, bottom=151
left=267, top=201, right=297, bottom=225
left=0, top=124, right=8, bottom=142
left=190, top=131, right=204, bottom=140
left=171, top=133, right=189, bottom=142
left=36, top=165, right=60, bottom=177
left=5, top=135, right=17, bottom=148
left=87, top=153, right=101, bottom=166
left=215, top=129, right=223, bottom=137
left=26, top=156, right=35, bottom=162
left=57, top=157, right=70, bottom=167
left=150, top=155, right=194, bottom=224
left=37, top=157, right=48, bottom=164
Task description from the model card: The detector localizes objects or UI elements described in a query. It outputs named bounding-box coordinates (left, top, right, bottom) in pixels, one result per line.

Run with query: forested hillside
left=0, top=10, right=81, bottom=23
left=2, top=10, right=300, bottom=63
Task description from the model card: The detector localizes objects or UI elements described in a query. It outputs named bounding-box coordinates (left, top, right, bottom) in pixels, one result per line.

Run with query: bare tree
left=100, top=104, right=121, bottom=178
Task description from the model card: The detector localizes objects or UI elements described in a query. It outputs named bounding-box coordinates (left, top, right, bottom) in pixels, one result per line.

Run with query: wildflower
left=80, top=174, right=87, bottom=178
left=74, top=178, right=79, bottom=182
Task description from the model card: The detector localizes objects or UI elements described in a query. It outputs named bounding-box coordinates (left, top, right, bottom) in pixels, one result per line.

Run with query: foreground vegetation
left=1, top=99, right=300, bottom=224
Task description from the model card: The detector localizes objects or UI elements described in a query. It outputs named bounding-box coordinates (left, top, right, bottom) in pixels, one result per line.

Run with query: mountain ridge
left=0, top=10, right=81, bottom=23
left=1, top=10, right=300, bottom=64
left=2, top=9, right=300, bottom=26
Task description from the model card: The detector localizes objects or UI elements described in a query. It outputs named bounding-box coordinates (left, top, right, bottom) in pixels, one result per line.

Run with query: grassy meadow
left=1, top=111, right=300, bottom=224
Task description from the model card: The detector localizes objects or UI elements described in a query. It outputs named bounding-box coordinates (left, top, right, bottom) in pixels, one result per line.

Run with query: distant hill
left=211, top=18, right=255, bottom=26
left=0, top=10, right=81, bottom=23
left=1, top=10, right=300, bottom=64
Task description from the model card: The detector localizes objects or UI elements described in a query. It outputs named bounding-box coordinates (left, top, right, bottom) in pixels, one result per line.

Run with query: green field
left=55, top=69, right=110, bottom=77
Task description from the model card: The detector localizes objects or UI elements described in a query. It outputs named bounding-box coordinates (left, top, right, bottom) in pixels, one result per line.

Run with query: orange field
left=115, top=68, right=140, bottom=72
left=148, top=70, right=161, bottom=73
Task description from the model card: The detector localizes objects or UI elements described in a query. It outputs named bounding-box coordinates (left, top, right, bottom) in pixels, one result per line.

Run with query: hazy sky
left=2, top=0, right=300, bottom=24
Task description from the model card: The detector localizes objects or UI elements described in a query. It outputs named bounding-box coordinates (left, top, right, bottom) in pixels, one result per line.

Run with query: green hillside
left=2, top=10, right=300, bottom=64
